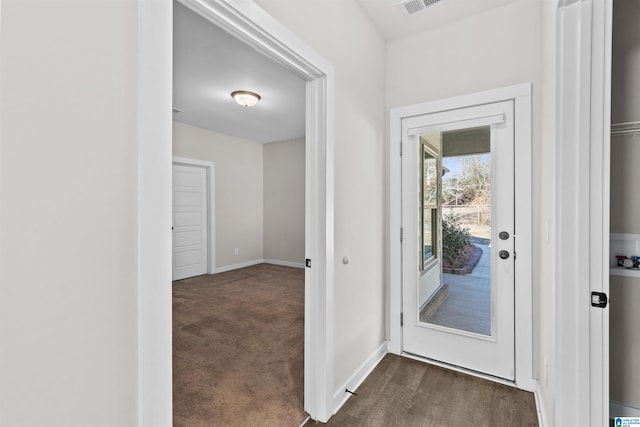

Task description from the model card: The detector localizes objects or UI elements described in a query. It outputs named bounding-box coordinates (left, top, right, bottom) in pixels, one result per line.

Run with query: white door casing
left=138, top=0, right=336, bottom=425
left=389, top=83, right=533, bottom=390
left=401, top=101, right=516, bottom=380
left=556, top=0, right=611, bottom=425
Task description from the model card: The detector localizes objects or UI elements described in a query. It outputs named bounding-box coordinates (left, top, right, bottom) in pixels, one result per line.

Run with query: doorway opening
left=138, top=0, right=336, bottom=424
left=171, top=1, right=308, bottom=424
left=388, top=83, right=533, bottom=390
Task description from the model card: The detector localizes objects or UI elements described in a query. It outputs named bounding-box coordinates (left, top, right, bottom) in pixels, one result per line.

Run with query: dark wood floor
left=323, top=354, right=538, bottom=427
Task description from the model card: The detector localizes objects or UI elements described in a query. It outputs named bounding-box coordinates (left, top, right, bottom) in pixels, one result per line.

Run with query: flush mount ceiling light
left=231, top=90, right=261, bottom=107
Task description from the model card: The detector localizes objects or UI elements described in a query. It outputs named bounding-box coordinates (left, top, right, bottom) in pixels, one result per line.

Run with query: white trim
left=555, top=3, right=591, bottom=424
left=610, top=401, right=640, bottom=418
left=263, top=259, right=305, bottom=269
left=406, top=113, right=505, bottom=136
left=215, top=259, right=264, bottom=273
left=215, top=258, right=304, bottom=273
left=556, top=1, right=611, bottom=425
left=590, top=0, right=612, bottom=423
left=388, top=83, right=533, bottom=390
left=513, top=89, right=533, bottom=391
left=331, top=342, right=388, bottom=415
left=139, top=0, right=336, bottom=424
left=534, top=380, right=550, bottom=427
left=138, top=0, right=173, bottom=425
left=173, top=156, right=216, bottom=275
left=213, top=259, right=305, bottom=274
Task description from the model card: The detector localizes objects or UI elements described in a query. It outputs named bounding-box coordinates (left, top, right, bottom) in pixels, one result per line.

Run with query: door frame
left=555, top=0, right=611, bottom=425
left=138, top=0, right=336, bottom=425
left=172, top=157, right=216, bottom=277
left=389, top=83, right=533, bottom=390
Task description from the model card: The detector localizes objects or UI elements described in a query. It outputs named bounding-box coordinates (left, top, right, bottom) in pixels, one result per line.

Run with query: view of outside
left=442, top=154, right=491, bottom=242
left=424, top=150, right=493, bottom=336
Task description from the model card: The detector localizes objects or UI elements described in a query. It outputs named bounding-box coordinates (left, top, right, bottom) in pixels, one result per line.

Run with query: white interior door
left=401, top=100, right=515, bottom=380
left=173, top=163, right=208, bottom=281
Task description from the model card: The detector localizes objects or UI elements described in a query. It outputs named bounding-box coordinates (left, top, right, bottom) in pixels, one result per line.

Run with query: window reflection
left=420, top=139, right=439, bottom=270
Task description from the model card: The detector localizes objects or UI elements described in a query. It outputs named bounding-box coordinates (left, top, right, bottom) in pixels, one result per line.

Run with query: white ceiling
left=356, top=0, right=522, bottom=41
left=173, top=2, right=306, bottom=144
left=173, top=0, right=522, bottom=144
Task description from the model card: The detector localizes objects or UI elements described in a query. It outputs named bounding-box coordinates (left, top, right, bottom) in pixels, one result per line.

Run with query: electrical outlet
left=234, top=248, right=239, bottom=256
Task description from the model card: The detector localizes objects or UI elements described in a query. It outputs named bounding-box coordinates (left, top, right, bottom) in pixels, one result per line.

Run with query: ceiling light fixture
left=231, top=90, right=261, bottom=107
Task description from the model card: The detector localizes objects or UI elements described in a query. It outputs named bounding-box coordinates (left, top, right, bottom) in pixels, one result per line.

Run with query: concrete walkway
left=427, top=244, right=491, bottom=335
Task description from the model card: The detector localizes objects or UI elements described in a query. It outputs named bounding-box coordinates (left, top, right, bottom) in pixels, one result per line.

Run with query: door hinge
left=591, top=292, right=608, bottom=308
left=400, top=227, right=403, bottom=242
left=305, top=259, right=311, bottom=268
left=400, top=142, right=403, bottom=156
left=400, top=312, right=403, bottom=327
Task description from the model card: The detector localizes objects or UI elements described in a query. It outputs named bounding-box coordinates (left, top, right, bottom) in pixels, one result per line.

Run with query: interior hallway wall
left=254, top=0, right=387, bottom=398
left=386, top=0, right=557, bottom=418
left=263, top=138, right=305, bottom=266
left=173, top=121, right=264, bottom=269
left=0, top=0, right=138, bottom=425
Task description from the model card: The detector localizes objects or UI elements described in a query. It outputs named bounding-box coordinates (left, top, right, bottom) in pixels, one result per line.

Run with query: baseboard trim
left=610, top=400, right=640, bottom=418
left=331, top=341, right=388, bottom=416
left=533, top=379, right=549, bottom=427
left=263, top=259, right=305, bottom=269
left=215, top=259, right=264, bottom=273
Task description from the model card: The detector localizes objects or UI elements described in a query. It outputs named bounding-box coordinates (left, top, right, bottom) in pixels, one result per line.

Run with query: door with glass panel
left=401, top=100, right=515, bottom=380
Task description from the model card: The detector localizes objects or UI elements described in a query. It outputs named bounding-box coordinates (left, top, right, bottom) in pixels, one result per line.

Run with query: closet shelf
left=610, top=267, right=640, bottom=278
left=611, top=120, right=640, bottom=136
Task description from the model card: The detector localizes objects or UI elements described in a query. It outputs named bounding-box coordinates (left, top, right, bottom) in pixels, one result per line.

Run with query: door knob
left=499, top=250, right=510, bottom=260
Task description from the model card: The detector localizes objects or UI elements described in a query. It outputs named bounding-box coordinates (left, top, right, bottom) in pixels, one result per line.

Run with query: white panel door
left=173, top=164, right=208, bottom=281
left=402, top=100, right=515, bottom=380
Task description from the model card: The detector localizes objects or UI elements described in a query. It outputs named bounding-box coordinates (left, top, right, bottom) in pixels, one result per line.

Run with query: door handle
left=499, top=250, right=510, bottom=260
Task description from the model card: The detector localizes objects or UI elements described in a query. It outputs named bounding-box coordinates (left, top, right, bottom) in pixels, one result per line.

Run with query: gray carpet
left=173, top=263, right=305, bottom=426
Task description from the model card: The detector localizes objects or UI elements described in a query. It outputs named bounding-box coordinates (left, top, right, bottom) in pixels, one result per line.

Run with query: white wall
left=0, top=1, right=138, bottom=425
left=387, top=0, right=557, bottom=418
left=254, top=0, right=387, bottom=396
left=173, top=121, right=264, bottom=269
left=263, top=138, right=305, bottom=265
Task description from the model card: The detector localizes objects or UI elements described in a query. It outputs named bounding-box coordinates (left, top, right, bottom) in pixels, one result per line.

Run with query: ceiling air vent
left=399, top=0, right=443, bottom=16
